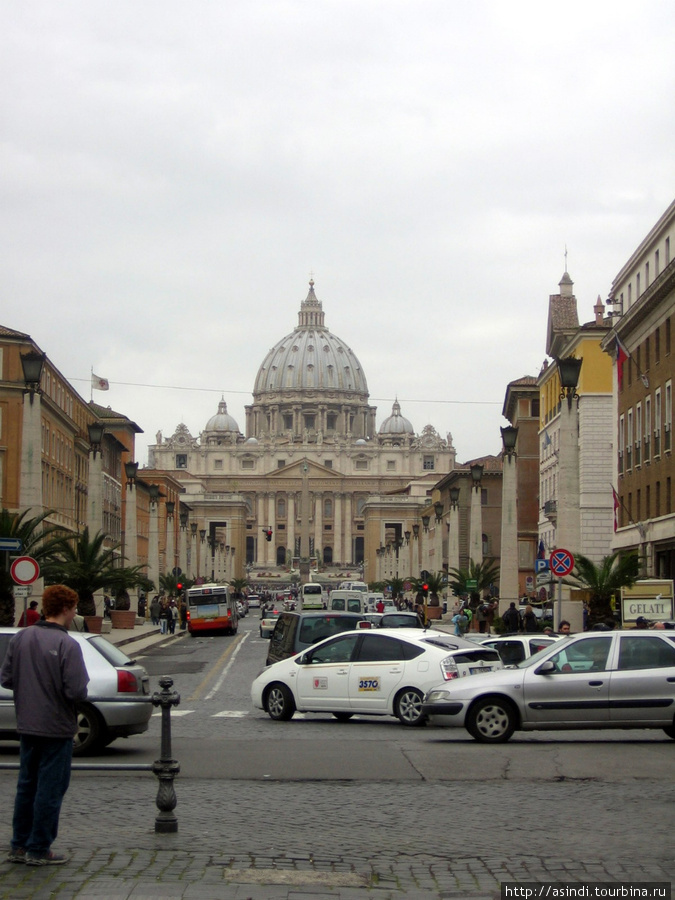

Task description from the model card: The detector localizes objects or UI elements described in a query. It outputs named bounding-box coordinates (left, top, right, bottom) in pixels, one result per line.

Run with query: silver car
left=423, top=630, right=675, bottom=742
left=0, top=628, right=152, bottom=755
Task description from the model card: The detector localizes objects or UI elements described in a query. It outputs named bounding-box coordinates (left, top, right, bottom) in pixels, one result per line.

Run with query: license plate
left=469, top=665, right=492, bottom=675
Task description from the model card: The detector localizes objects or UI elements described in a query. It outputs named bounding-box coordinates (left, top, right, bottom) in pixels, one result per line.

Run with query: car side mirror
left=535, top=660, right=556, bottom=675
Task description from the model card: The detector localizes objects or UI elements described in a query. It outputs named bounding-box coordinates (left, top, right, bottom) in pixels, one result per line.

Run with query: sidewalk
left=103, top=618, right=188, bottom=653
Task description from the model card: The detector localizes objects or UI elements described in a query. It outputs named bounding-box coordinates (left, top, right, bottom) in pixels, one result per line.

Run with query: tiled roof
left=0, top=325, right=31, bottom=339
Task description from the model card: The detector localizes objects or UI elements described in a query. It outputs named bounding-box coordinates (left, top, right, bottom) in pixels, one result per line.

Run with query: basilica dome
left=204, top=399, right=240, bottom=433
left=378, top=400, right=414, bottom=435
left=253, top=281, right=369, bottom=399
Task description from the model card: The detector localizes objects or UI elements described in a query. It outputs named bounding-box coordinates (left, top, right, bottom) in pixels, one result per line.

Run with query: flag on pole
left=615, top=336, right=629, bottom=392
left=92, top=373, right=109, bottom=392
left=543, top=431, right=551, bottom=448
left=537, top=539, right=546, bottom=560
left=612, top=487, right=621, bottom=533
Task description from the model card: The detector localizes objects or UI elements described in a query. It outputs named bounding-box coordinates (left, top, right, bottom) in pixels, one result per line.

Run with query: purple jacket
left=0, top=620, right=90, bottom=739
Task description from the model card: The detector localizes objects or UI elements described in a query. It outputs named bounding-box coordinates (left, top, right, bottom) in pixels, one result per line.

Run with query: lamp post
left=499, top=426, right=519, bottom=615
left=148, top=485, right=160, bottom=598
left=86, top=422, right=105, bottom=535
left=124, top=461, right=139, bottom=608
left=190, top=523, right=197, bottom=579
left=179, top=511, right=189, bottom=577
left=555, top=356, right=582, bottom=558
left=165, top=501, right=175, bottom=580
left=469, top=463, right=484, bottom=566
left=434, top=501, right=444, bottom=574
left=199, top=529, right=206, bottom=580
left=19, top=350, right=46, bottom=519
left=447, top=486, right=460, bottom=580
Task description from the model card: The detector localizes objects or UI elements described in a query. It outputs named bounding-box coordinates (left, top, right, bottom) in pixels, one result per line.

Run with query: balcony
left=543, top=499, right=557, bottom=522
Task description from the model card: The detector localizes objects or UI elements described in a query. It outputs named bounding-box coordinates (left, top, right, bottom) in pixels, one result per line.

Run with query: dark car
left=266, top=611, right=366, bottom=665
left=379, top=612, right=425, bottom=629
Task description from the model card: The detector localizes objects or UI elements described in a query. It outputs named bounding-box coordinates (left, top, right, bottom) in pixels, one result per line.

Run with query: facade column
left=500, top=439, right=519, bottom=614
left=148, top=488, right=160, bottom=597
left=256, top=494, right=266, bottom=565
left=314, top=491, right=323, bottom=565
left=448, top=503, right=460, bottom=579
left=557, top=396, right=581, bottom=553
left=125, top=474, right=138, bottom=607
left=469, top=469, right=484, bottom=566
left=344, top=494, right=353, bottom=563
left=189, top=525, right=197, bottom=579
left=19, top=383, right=43, bottom=521
left=287, top=493, right=296, bottom=564
left=87, top=447, right=103, bottom=537
left=333, top=493, right=343, bottom=564
left=266, top=492, right=276, bottom=565
left=179, top=518, right=188, bottom=578
left=165, top=507, right=175, bottom=579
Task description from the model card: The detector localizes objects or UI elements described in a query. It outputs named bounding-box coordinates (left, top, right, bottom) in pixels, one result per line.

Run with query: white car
left=251, top=628, right=503, bottom=726
left=479, top=633, right=561, bottom=665
left=422, top=630, right=675, bottom=742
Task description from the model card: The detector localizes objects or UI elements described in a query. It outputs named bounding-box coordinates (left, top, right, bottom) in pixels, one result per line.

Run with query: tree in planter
left=384, top=576, right=406, bottom=603
left=42, top=527, right=149, bottom=617
left=569, top=551, right=641, bottom=628
left=0, top=507, right=70, bottom=625
left=229, top=577, right=249, bottom=598
left=160, top=572, right=194, bottom=599
left=447, top=559, right=500, bottom=611
left=108, top=570, right=154, bottom=611
left=409, top=571, right=446, bottom=607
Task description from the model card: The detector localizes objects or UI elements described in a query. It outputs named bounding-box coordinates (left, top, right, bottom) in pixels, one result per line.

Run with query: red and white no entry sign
left=549, top=548, right=574, bottom=577
left=10, top=556, right=40, bottom=585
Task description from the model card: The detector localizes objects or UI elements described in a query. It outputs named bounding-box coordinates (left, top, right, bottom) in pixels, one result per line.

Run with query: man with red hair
left=1, top=585, right=89, bottom=866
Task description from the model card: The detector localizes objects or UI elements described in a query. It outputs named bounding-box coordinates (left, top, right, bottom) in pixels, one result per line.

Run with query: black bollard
left=151, top=675, right=181, bottom=833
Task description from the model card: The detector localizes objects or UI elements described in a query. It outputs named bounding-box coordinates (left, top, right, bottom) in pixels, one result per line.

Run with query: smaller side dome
left=354, top=438, right=368, bottom=445
left=245, top=436, right=259, bottom=444
left=205, top=399, right=240, bottom=433
left=379, top=400, right=414, bottom=435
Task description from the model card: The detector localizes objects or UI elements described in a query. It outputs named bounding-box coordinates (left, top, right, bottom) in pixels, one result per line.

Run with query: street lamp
left=412, top=524, right=419, bottom=539
left=556, top=356, right=583, bottom=410
left=190, top=522, right=197, bottom=537
left=124, top=461, right=139, bottom=487
left=434, top=501, right=443, bottom=522
left=469, top=463, right=484, bottom=566
left=500, top=425, right=519, bottom=613
left=149, top=484, right=160, bottom=503
left=449, top=486, right=460, bottom=508
left=166, top=501, right=175, bottom=517
left=87, top=422, right=105, bottom=458
left=470, top=463, right=484, bottom=485
left=20, top=350, right=46, bottom=403
left=500, top=425, right=518, bottom=456
left=421, top=514, right=430, bottom=532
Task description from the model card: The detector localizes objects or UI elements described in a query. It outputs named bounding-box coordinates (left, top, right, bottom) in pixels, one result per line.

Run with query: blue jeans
left=12, top=735, right=73, bottom=856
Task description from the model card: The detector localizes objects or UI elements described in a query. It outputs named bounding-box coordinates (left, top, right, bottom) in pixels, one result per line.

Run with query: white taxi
left=251, top=628, right=502, bottom=726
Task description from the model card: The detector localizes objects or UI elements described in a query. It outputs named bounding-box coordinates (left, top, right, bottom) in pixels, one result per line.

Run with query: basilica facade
left=148, top=282, right=457, bottom=582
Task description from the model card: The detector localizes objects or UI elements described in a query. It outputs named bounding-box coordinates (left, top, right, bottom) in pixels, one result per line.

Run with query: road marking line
left=189, top=632, right=247, bottom=701
left=204, top=631, right=250, bottom=701
left=211, top=710, right=249, bottom=718
left=152, top=709, right=195, bottom=717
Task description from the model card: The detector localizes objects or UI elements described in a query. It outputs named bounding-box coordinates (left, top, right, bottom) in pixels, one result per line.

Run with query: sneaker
left=25, top=851, right=69, bottom=866
left=7, top=847, right=26, bottom=864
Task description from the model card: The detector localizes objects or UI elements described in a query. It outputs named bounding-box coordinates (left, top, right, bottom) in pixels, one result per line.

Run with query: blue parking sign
left=535, top=559, right=549, bottom=573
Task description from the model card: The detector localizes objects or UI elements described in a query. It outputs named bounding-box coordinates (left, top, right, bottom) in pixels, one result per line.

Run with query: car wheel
left=394, top=688, right=426, bottom=726
left=259, top=628, right=264, bottom=638
left=663, top=725, right=675, bottom=740
left=466, top=696, right=516, bottom=743
left=73, top=703, right=104, bottom=755
left=332, top=712, right=354, bottom=722
left=265, top=683, right=296, bottom=721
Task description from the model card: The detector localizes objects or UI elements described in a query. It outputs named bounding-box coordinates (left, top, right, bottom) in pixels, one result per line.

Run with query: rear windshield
left=86, top=635, right=136, bottom=667
left=303, top=585, right=322, bottom=595
left=189, top=593, right=228, bottom=607
left=299, top=616, right=360, bottom=645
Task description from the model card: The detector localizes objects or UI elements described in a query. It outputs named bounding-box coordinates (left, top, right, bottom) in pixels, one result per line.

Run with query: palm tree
left=229, top=577, right=249, bottom=598
left=385, top=576, right=406, bottom=602
left=409, top=571, right=445, bottom=606
left=41, top=527, right=149, bottom=617
left=447, top=559, right=500, bottom=609
left=0, top=507, right=69, bottom=626
left=570, top=551, right=641, bottom=627
left=160, top=572, right=193, bottom=598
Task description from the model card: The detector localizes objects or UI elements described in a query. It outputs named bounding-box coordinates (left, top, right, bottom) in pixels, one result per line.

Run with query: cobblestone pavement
left=1, top=776, right=673, bottom=899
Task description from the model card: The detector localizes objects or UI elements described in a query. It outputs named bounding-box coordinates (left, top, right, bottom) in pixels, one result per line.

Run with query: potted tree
left=569, top=551, right=641, bottom=628
left=447, top=559, right=500, bottom=628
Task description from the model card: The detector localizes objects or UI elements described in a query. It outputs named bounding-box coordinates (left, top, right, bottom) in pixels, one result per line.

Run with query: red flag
left=615, top=337, right=629, bottom=391
left=612, top=487, right=620, bottom=532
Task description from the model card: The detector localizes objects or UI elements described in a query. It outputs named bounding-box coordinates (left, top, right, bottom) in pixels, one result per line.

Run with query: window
left=635, top=404, right=642, bottom=466
left=355, top=459, right=368, bottom=470
left=618, top=415, right=625, bottom=474
left=387, top=460, right=396, bottom=471
left=304, top=415, right=315, bottom=430
left=655, top=389, right=662, bottom=457
left=277, top=459, right=285, bottom=468
left=323, top=498, right=332, bottom=518
left=214, top=459, right=223, bottom=470
left=423, top=456, right=435, bottom=470
left=626, top=409, right=633, bottom=470
left=283, top=415, right=293, bottom=430
left=481, top=488, right=488, bottom=506
left=667, top=318, right=672, bottom=355
left=277, top=498, right=286, bottom=518
left=357, top=635, right=407, bottom=662
left=326, top=413, right=337, bottom=431
left=241, top=458, right=255, bottom=470
left=176, top=454, right=187, bottom=469
left=655, top=327, right=660, bottom=364
left=665, top=381, right=672, bottom=452
left=548, top=637, right=611, bottom=674
left=618, top=636, right=675, bottom=670
left=645, top=336, right=650, bottom=371
left=531, top=398, right=540, bottom=417
left=644, top=398, right=651, bottom=463
left=305, top=634, right=359, bottom=664
left=655, top=249, right=660, bottom=276
left=324, top=459, right=333, bottom=469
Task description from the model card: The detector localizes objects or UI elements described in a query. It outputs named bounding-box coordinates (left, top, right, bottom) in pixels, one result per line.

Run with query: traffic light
left=421, top=582, right=429, bottom=599
left=265, top=529, right=273, bottom=542
left=176, top=582, right=183, bottom=592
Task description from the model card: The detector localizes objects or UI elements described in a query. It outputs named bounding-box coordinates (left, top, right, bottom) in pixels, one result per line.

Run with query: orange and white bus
left=186, top=584, right=239, bottom=636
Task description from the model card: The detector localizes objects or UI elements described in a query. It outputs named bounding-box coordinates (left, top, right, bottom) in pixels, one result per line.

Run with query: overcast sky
left=3, top=1, right=674, bottom=467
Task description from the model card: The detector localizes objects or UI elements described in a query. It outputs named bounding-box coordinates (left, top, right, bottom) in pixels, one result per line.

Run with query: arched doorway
left=323, top=546, right=333, bottom=565
left=276, top=545, right=286, bottom=566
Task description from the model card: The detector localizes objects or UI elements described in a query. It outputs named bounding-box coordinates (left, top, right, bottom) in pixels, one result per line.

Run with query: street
left=1, top=615, right=674, bottom=898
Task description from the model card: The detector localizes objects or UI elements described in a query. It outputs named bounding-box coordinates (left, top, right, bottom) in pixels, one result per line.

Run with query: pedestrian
left=502, top=602, right=521, bottom=633
left=451, top=608, right=469, bottom=637
left=168, top=601, right=178, bottom=635
left=150, top=595, right=161, bottom=626
left=68, top=613, right=89, bottom=633
left=522, top=605, right=538, bottom=633
left=485, top=599, right=498, bottom=635
left=159, top=599, right=169, bottom=634
left=179, top=600, right=188, bottom=631
left=1, top=584, right=89, bottom=867
left=17, top=601, right=40, bottom=627
left=558, top=620, right=572, bottom=635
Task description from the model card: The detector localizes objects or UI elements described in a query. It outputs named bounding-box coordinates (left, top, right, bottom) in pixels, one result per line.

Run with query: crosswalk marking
left=211, top=710, right=249, bottom=718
